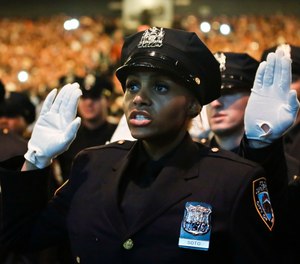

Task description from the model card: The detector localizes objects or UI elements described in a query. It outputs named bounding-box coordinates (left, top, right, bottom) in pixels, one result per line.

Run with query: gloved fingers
left=63, top=117, right=81, bottom=144
left=51, top=83, right=74, bottom=113
left=263, top=52, right=276, bottom=87
left=252, top=61, right=267, bottom=91
left=39, top=89, right=57, bottom=116
left=279, top=55, right=292, bottom=94
left=272, top=50, right=283, bottom=87
left=61, top=83, right=82, bottom=122
left=287, top=90, right=300, bottom=112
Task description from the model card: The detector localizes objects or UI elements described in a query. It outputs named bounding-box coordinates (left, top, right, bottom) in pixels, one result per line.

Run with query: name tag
left=178, top=201, right=212, bottom=251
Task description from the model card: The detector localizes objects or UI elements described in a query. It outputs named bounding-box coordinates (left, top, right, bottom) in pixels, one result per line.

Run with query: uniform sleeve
left=238, top=136, right=288, bottom=233
left=231, top=166, right=282, bottom=263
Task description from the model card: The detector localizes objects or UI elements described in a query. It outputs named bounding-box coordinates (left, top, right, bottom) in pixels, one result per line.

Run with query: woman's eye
left=125, top=81, right=139, bottom=92
left=154, top=83, right=168, bottom=93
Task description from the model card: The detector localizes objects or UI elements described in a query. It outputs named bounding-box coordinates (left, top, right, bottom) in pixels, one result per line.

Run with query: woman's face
left=123, top=69, right=196, bottom=145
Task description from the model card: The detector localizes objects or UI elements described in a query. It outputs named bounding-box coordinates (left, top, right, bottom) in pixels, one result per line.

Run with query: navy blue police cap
left=59, top=74, right=113, bottom=99
left=115, top=27, right=221, bottom=106
left=0, top=91, right=36, bottom=125
left=261, top=44, right=300, bottom=81
left=214, top=52, right=259, bottom=92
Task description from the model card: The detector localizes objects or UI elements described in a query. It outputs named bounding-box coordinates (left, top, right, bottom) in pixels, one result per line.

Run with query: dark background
left=0, top=0, right=299, bottom=18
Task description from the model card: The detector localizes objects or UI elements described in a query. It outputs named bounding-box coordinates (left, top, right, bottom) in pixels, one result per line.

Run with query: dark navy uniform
left=0, top=134, right=280, bottom=263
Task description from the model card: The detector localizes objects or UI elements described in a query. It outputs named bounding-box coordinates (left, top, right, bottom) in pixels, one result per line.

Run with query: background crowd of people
left=0, top=14, right=299, bottom=124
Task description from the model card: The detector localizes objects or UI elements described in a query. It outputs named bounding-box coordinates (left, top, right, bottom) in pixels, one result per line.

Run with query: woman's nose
left=132, top=88, right=151, bottom=106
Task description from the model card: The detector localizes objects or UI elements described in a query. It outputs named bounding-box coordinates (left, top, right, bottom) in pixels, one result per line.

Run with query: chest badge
left=178, top=202, right=212, bottom=251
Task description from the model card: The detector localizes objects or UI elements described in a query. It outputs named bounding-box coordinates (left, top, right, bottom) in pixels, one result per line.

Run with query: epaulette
left=196, top=143, right=259, bottom=168
left=82, top=140, right=135, bottom=152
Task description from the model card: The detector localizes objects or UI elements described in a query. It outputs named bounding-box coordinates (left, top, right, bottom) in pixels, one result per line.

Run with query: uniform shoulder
left=81, top=139, right=135, bottom=153
left=197, top=143, right=259, bottom=168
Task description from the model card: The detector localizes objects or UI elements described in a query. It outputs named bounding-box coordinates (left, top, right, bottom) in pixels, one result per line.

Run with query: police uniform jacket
left=0, top=134, right=281, bottom=264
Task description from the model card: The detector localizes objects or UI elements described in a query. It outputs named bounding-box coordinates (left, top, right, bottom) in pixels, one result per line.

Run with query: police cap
left=261, top=44, right=300, bottom=81
left=0, top=91, right=36, bottom=125
left=115, top=27, right=221, bottom=106
left=214, top=52, right=259, bottom=92
left=60, top=74, right=113, bottom=99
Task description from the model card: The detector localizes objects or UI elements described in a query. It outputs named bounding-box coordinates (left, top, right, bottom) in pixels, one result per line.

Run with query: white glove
left=24, top=83, right=82, bottom=169
left=244, top=49, right=299, bottom=144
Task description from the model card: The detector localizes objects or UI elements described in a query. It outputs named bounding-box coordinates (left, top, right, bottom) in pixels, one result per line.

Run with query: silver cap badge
left=214, top=52, right=227, bottom=72
left=138, top=27, right=165, bottom=48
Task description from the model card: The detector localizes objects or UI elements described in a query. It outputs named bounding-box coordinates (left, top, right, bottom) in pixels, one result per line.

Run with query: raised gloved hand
left=244, top=48, right=299, bottom=144
left=24, top=83, right=82, bottom=169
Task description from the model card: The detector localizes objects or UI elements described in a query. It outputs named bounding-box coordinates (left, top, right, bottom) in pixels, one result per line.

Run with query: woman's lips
left=129, top=111, right=152, bottom=126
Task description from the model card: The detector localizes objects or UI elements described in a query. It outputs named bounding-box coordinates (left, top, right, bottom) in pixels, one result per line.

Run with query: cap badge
left=214, top=52, right=226, bottom=72
left=138, top=27, right=165, bottom=49
left=84, top=74, right=96, bottom=91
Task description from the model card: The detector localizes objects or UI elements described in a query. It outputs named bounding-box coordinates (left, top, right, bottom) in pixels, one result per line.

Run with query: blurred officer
left=205, top=52, right=259, bottom=152
left=56, top=74, right=117, bottom=181
left=0, top=90, right=36, bottom=140
left=0, top=81, right=40, bottom=264
left=0, top=81, right=28, bottom=161
left=0, top=27, right=298, bottom=264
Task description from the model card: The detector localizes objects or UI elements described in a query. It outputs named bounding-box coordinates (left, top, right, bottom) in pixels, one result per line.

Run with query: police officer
left=0, top=81, right=28, bottom=161
left=56, top=74, right=117, bottom=181
left=0, top=27, right=298, bottom=264
left=204, top=52, right=259, bottom=152
left=0, top=81, right=40, bottom=264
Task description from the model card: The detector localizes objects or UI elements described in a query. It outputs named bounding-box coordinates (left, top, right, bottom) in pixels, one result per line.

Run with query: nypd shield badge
left=253, top=177, right=274, bottom=231
left=178, top=202, right=212, bottom=251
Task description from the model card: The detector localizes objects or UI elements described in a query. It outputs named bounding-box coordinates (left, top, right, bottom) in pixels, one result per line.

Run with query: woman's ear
left=188, top=100, right=201, bottom=118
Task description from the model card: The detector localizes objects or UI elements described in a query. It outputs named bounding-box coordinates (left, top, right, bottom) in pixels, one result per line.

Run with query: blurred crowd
left=0, top=13, right=299, bottom=124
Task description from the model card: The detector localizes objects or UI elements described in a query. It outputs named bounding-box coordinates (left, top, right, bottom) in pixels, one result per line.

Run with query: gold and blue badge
left=253, top=177, right=274, bottom=231
left=178, top=201, right=212, bottom=251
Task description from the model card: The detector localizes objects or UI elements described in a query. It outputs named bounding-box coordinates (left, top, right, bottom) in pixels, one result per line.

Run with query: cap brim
left=116, top=57, right=191, bottom=89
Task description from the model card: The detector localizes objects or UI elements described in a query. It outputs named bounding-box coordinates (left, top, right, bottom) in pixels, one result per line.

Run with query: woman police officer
left=0, top=27, right=298, bottom=263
